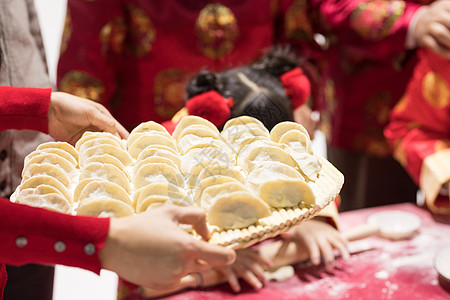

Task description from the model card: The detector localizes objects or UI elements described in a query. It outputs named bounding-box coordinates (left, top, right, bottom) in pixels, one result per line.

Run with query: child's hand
left=280, top=220, right=349, bottom=271
left=414, top=1, right=450, bottom=58
left=215, top=248, right=273, bottom=293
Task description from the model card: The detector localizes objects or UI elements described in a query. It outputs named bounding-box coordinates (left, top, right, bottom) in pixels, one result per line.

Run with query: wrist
left=99, top=217, right=123, bottom=272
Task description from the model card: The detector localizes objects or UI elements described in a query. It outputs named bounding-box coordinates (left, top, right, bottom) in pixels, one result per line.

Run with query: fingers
left=302, top=235, right=321, bottom=265
left=217, top=267, right=241, bottom=293
left=89, top=106, right=119, bottom=134
left=233, top=264, right=264, bottom=290
left=329, top=235, right=350, bottom=261
left=316, top=237, right=334, bottom=271
left=169, top=205, right=210, bottom=239
left=192, top=240, right=236, bottom=267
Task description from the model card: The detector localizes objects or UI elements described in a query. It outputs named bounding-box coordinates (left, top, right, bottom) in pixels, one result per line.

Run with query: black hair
left=186, top=48, right=299, bottom=130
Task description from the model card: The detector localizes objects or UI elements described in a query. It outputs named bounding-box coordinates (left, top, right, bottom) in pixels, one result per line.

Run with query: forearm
left=0, top=86, right=51, bottom=132
left=0, top=199, right=109, bottom=273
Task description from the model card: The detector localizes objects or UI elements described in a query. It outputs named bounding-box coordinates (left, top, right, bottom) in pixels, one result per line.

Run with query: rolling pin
left=141, top=223, right=380, bottom=298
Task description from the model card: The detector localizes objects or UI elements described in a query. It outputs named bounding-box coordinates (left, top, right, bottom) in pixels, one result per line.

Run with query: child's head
left=184, top=48, right=310, bottom=130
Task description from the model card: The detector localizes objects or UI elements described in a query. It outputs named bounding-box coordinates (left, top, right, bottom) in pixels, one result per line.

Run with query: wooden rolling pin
left=141, top=223, right=380, bottom=298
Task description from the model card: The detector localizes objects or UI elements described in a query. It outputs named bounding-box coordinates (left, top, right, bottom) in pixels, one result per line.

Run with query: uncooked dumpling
left=133, top=156, right=179, bottom=179
left=19, top=175, right=72, bottom=203
left=177, top=134, right=231, bottom=155
left=200, top=181, right=249, bottom=209
left=78, top=180, right=132, bottom=206
left=79, top=144, right=133, bottom=167
left=176, top=125, right=220, bottom=141
left=75, top=131, right=124, bottom=151
left=287, top=150, right=322, bottom=182
left=222, top=116, right=265, bottom=131
left=18, top=193, right=72, bottom=214
left=77, top=197, right=133, bottom=218
left=221, top=123, right=269, bottom=144
left=84, top=153, right=127, bottom=174
left=133, top=182, right=190, bottom=208
left=22, top=163, right=71, bottom=187
left=129, top=120, right=170, bottom=136
left=196, top=164, right=246, bottom=188
left=206, top=191, right=271, bottom=229
left=278, top=129, right=311, bottom=154
left=127, top=130, right=173, bottom=149
left=79, top=137, right=126, bottom=154
left=237, top=144, right=295, bottom=173
left=128, top=133, right=178, bottom=159
left=270, top=122, right=310, bottom=143
left=23, top=153, right=76, bottom=176
left=36, top=142, right=78, bottom=162
left=172, top=116, right=219, bottom=140
left=257, top=178, right=315, bottom=208
left=191, top=175, right=244, bottom=204
left=136, top=146, right=181, bottom=168
left=181, top=147, right=235, bottom=175
left=133, top=163, right=185, bottom=189
left=80, top=162, right=131, bottom=192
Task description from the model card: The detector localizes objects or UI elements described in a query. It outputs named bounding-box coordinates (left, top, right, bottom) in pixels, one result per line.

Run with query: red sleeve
left=385, top=48, right=450, bottom=184
left=0, top=199, right=109, bottom=274
left=0, top=86, right=51, bottom=133
left=309, top=0, right=420, bottom=62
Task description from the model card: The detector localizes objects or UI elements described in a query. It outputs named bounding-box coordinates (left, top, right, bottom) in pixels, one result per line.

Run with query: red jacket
left=0, top=86, right=110, bottom=299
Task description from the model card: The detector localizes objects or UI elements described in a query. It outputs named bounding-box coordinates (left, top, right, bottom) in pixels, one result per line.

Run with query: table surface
left=156, top=203, right=450, bottom=300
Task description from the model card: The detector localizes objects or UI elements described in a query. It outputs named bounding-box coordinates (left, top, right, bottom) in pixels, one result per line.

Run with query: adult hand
left=48, top=92, right=129, bottom=145
left=216, top=248, right=273, bottom=293
left=99, top=205, right=236, bottom=290
left=279, top=220, right=349, bottom=271
left=414, top=1, right=450, bottom=58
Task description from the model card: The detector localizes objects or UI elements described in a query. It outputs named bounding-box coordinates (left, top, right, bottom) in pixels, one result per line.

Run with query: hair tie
left=186, top=90, right=234, bottom=127
left=280, top=67, right=310, bottom=110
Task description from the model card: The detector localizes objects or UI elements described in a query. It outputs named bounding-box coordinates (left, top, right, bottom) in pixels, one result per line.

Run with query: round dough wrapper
left=237, top=144, right=295, bottom=173
left=223, top=116, right=265, bottom=131
left=18, top=193, right=72, bottom=214
left=133, top=182, right=190, bottom=208
left=177, top=134, right=231, bottom=155
left=25, top=148, right=77, bottom=167
left=84, top=153, right=127, bottom=174
left=133, top=163, right=185, bottom=190
left=22, top=163, right=71, bottom=187
left=207, top=191, right=271, bottom=230
left=200, top=181, right=249, bottom=210
left=133, top=156, right=179, bottom=179
left=77, top=197, right=133, bottom=218
left=270, top=121, right=310, bottom=143
left=258, top=178, right=315, bottom=208
left=79, top=137, right=126, bottom=154
left=129, top=120, right=170, bottom=136
left=36, top=142, right=78, bottom=162
left=136, top=145, right=181, bottom=165
left=19, top=175, right=72, bottom=203
left=176, top=125, right=220, bottom=141
left=221, top=123, right=269, bottom=144
left=78, top=180, right=132, bottom=206
left=127, top=130, right=172, bottom=149
left=181, top=147, right=235, bottom=175
left=172, top=116, right=219, bottom=140
left=128, top=133, right=178, bottom=159
left=76, top=131, right=124, bottom=151
left=79, top=144, right=132, bottom=167
left=80, top=162, right=131, bottom=192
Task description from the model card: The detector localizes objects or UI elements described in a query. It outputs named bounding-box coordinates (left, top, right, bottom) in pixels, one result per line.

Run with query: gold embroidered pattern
left=422, top=71, right=450, bottom=108
left=284, top=0, right=314, bottom=41
left=195, top=3, right=239, bottom=59
left=350, top=0, right=405, bottom=40
left=100, top=17, right=126, bottom=55
left=154, top=69, right=193, bottom=119
left=59, top=70, right=105, bottom=102
left=126, top=5, right=156, bottom=56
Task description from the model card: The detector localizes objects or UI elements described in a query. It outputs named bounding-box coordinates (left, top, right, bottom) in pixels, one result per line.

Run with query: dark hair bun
left=252, top=47, right=298, bottom=77
left=186, top=71, right=222, bottom=100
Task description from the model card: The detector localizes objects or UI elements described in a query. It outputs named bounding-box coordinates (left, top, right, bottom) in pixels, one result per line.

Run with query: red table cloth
left=152, top=203, right=450, bottom=299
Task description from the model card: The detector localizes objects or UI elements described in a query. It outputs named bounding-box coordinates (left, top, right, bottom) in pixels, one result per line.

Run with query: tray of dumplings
left=11, top=116, right=343, bottom=249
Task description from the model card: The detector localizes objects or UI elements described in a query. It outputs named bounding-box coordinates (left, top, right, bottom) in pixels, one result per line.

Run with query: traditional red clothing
left=385, top=48, right=450, bottom=214
left=57, top=0, right=301, bottom=130
left=0, top=86, right=110, bottom=300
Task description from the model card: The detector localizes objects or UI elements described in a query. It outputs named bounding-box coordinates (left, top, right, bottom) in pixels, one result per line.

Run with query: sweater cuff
left=0, top=200, right=109, bottom=274
left=0, top=86, right=51, bottom=133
